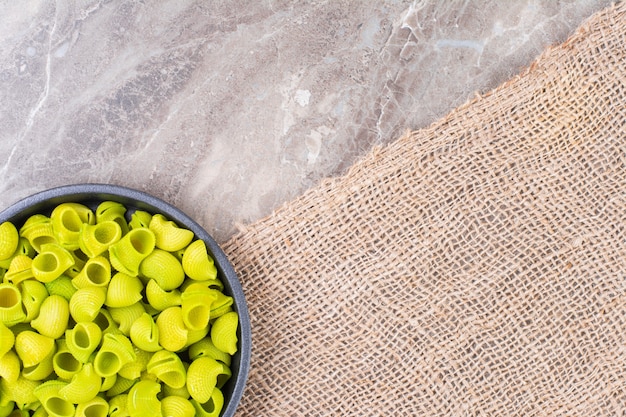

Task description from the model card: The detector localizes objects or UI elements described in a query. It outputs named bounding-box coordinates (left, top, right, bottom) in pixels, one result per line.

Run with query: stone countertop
left=0, top=0, right=612, bottom=242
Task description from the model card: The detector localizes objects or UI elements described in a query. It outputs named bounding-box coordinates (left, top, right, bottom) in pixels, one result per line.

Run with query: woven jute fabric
left=224, top=4, right=626, bottom=416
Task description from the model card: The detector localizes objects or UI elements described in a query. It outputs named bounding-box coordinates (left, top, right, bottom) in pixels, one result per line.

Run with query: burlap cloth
left=224, top=4, right=626, bottom=415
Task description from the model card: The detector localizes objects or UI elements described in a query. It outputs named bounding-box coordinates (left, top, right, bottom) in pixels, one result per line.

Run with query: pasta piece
left=108, top=394, right=129, bottom=417
left=127, top=380, right=162, bottom=417
left=33, top=380, right=75, bottom=417
left=0, top=320, right=14, bottom=358
left=31, top=294, right=69, bottom=339
left=108, top=228, right=155, bottom=276
left=95, top=201, right=129, bottom=234
left=100, top=374, right=117, bottom=392
left=105, top=273, right=143, bottom=308
left=59, top=362, right=101, bottom=404
left=51, top=203, right=94, bottom=251
left=180, top=284, right=216, bottom=331
left=139, top=249, right=184, bottom=291
left=0, top=237, right=35, bottom=270
left=181, top=240, right=217, bottom=281
left=44, top=275, right=77, bottom=301
left=65, top=321, right=102, bottom=364
left=71, top=256, right=111, bottom=289
left=162, top=378, right=190, bottom=399
left=180, top=277, right=224, bottom=292
left=0, top=350, right=20, bottom=383
left=0, top=283, right=26, bottom=326
left=0, top=402, right=14, bottom=417
left=129, top=313, right=160, bottom=352
left=186, top=357, right=223, bottom=404
left=118, top=347, right=152, bottom=380
left=208, top=289, right=234, bottom=319
left=15, top=330, right=55, bottom=367
left=161, top=395, right=195, bottom=417
left=210, top=311, right=239, bottom=355
left=185, top=325, right=209, bottom=347
left=79, top=221, right=122, bottom=258
left=1, top=376, right=39, bottom=410
left=65, top=249, right=87, bottom=278
left=32, top=243, right=75, bottom=283
left=188, top=338, right=231, bottom=366
left=129, top=210, right=152, bottom=230
left=109, top=302, right=145, bottom=335
left=156, top=307, right=188, bottom=352
left=190, top=387, right=224, bottom=417
left=106, top=376, right=136, bottom=397
left=92, top=309, right=119, bottom=335
left=0, top=222, right=19, bottom=261
left=5, top=254, right=34, bottom=285
left=145, top=279, right=181, bottom=312
left=149, top=214, right=194, bottom=252
left=19, top=215, right=56, bottom=253
left=69, top=286, right=106, bottom=323
left=75, top=395, right=109, bottom=417
left=20, top=280, right=49, bottom=322
left=93, top=333, right=136, bottom=377
left=22, top=347, right=54, bottom=381
left=146, top=350, right=186, bottom=389
left=53, top=340, right=82, bottom=380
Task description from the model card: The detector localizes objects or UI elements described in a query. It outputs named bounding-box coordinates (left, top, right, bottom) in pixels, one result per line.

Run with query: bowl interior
left=0, top=183, right=250, bottom=417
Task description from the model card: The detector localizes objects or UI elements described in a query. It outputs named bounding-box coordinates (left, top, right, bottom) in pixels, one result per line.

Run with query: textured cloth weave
left=224, top=4, right=626, bottom=415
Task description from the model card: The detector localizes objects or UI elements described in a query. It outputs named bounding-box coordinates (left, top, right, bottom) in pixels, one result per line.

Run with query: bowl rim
left=0, top=183, right=251, bottom=417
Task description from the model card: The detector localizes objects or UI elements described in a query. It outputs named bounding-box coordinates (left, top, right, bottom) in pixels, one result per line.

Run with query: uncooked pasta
left=0, top=202, right=238, bottom=417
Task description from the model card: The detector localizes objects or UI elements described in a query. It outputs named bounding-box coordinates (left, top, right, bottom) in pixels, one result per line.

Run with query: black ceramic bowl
left=0, top=183, right=250, bottom=417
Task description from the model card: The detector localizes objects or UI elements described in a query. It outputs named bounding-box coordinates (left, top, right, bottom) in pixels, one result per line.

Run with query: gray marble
left=0, top=0, right=612, bottom=242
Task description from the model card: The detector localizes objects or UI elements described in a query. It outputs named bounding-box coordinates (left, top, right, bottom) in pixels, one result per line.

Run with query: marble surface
left=0, top=0, right=613, bottom=242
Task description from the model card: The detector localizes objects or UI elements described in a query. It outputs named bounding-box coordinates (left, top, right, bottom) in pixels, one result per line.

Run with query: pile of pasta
left=0, top=202, right=239, bottom=417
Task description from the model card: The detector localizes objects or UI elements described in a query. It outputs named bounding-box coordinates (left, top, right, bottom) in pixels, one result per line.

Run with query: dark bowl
left=0, top=183, right=251, bottom=417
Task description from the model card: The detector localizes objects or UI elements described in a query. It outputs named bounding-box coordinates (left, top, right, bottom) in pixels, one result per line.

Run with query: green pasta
left=108, top=228, right=155, bottom=276
left=0, top=202, right=239, bottom=417
left=59, top=363, right=101, bottom=404
left=0, top=321, right=14, bottom=358
left=51, top=203, right=95, bottom=251
left=108, top=302, right=145, bottom=335
left=19, top=280, right=48, bottom=322
left=93, top=333, right=136, bottom=377
left=149, top=214, right=194, bottom=252
left=127, top=379, right=162, bottom=417
left=69, top=287, right=106, bottom=323
left=74, top=395, right=108, bottom=417
left=0, top=350, right=20, bottom=383
left=210, top=311, right=239, bottom=356
left=5, top=255, right=35, bottom=285
left=30, top=294, right=69, bottom=339
left=147, top=350, right=187, bottom=389
left=18, top=215, right=55, bottom=253
left=0, top=283, right=26, bottom=326
left=71, top=256, right=111, bottom=289
left=161, top=395, right=195, bottom=417
left=105, top=273, right=143, bottom=308
left=14, top=330, right=55, bottom=368
left=139, top=248, right=185, bottom=291
left=65, top=322, right=102, bottom=364
left=156, top=307, right=188, bottom=352
left=33, top=380, right=75, bottom=417
left=0, top=222, right=19, bottom=261
left=145, top=279, right=181, bottom=312
left=79, top=221, right=122, bottom=258
left=95, top=201, right=129, bottom=235
left=31, top=243, right=75, bottom=283
left=52, top=340, right=82, bottom=380
left=181, top=240, right=217, bottom=281
left=129, top=313, right=161, bottom=352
